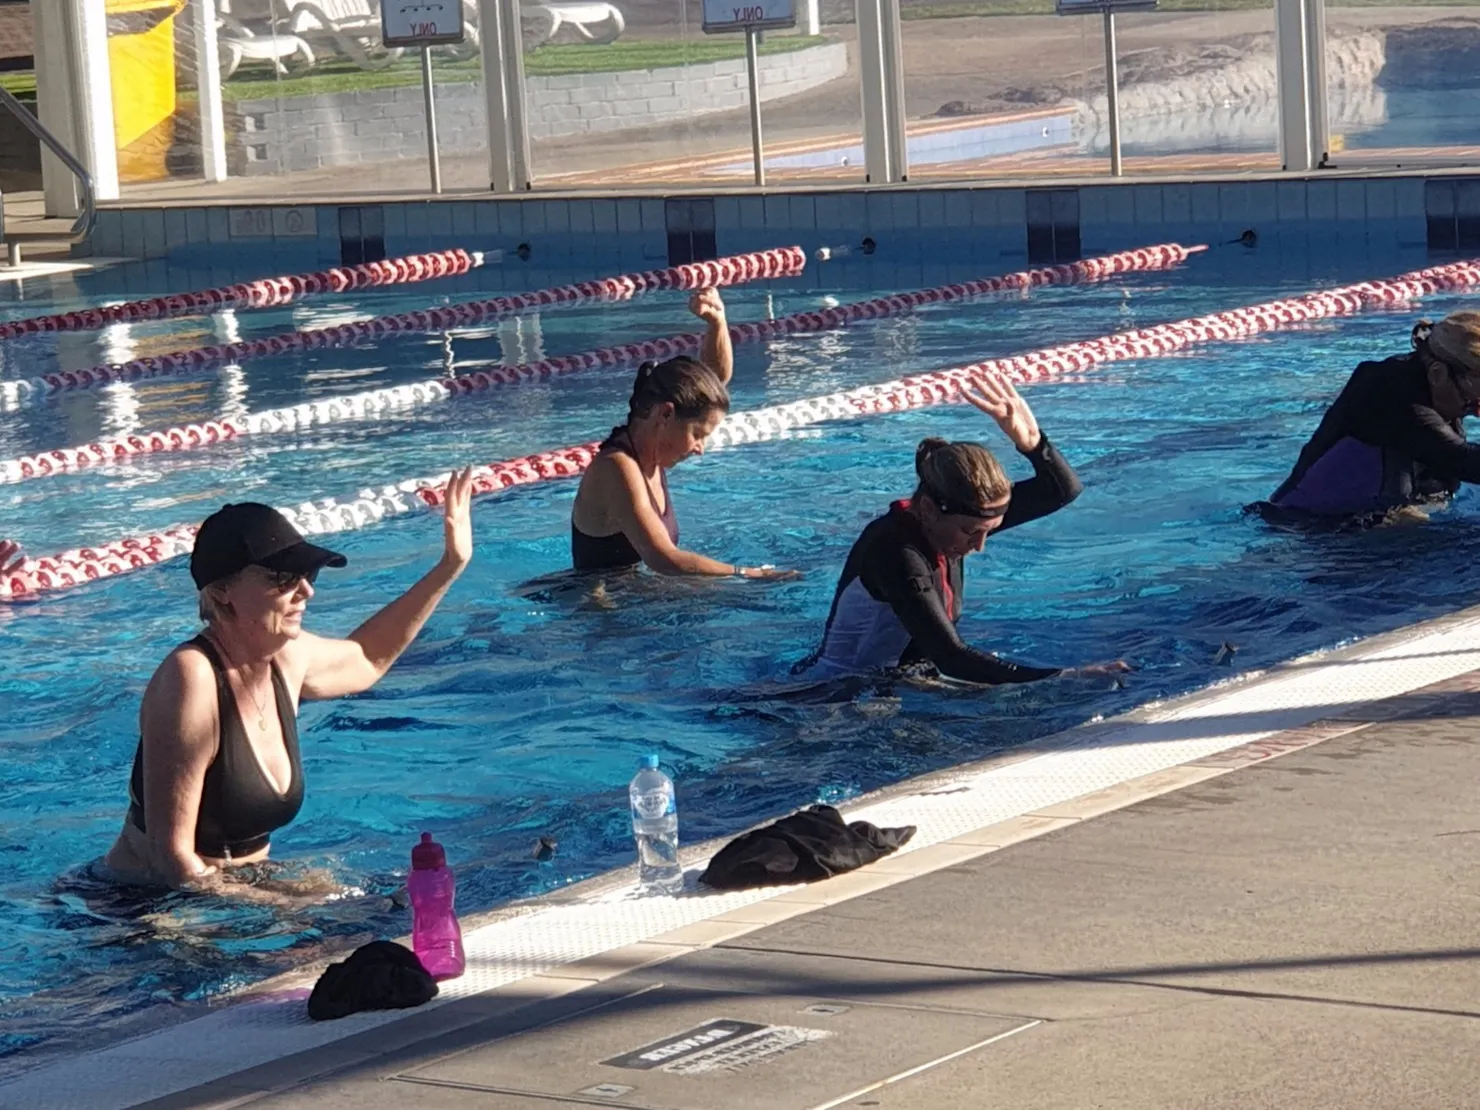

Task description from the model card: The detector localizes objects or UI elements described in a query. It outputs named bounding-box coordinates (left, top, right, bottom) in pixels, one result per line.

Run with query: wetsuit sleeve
left=998, top=435, right=1084, bottom=532
left=1387, top=405, right=1480, bottom=484
left=861, top=545, right=1061, bottom=685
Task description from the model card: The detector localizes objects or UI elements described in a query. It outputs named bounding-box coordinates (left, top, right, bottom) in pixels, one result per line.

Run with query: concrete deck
left=114, top=651, right=1480, bottom=1110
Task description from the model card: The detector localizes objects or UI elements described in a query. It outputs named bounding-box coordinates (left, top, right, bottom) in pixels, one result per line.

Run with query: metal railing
left=0, top=85, right=96, bottom=246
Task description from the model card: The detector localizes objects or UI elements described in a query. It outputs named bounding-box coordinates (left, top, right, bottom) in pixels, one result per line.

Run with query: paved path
left=132, top=664, right=1480, bottom=1109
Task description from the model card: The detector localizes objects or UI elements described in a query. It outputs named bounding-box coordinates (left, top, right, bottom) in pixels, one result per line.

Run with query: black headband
left=925, top=482, right=1007, bottom=519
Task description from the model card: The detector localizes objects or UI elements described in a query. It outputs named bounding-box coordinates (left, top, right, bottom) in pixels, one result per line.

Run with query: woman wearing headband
left=1260, top=310, right=1480, bottom=521
left=800, top=374, right=1127, bottom=685
left=571, top=287, right=792, bottom=579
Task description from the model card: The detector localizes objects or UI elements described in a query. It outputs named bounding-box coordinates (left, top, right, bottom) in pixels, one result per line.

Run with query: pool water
left=4, top=247, right=1480, bottom=1071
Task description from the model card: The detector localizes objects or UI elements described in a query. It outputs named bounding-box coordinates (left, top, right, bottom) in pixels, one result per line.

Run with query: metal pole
left=1103, top=8, right=1122, bottom=177
left=498, top=0, right=533, bottom=189
left=745, top=27, right=765, bottom=187
left=193, top=0, right=228, bottom=181
left=855, top=0, right=892, bottom=183
left=879, top=0, right=908, bottom=181
left=421, top=46, right=443, bottom=194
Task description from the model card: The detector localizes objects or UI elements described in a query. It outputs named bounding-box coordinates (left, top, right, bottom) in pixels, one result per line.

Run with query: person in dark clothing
left=1257, top=311, right=1480, bottom=523
left=97, top=471, right=477, bottom=893
left=570, top=288, right=792, bottom=579
left=801, top=373, right=1128, bottom=685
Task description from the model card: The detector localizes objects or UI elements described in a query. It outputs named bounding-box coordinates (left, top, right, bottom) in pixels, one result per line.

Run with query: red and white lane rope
left=6, top=255, right=1477, bottom=601
left=0, top=247, right=807, bottom=409
left=0, top=243, right=1199, bottom=484
left=0, top=249, right=488, bottom=343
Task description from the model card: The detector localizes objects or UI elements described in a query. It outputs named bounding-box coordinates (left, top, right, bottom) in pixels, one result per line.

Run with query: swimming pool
left=3, top=244, right=1480, bottom=1072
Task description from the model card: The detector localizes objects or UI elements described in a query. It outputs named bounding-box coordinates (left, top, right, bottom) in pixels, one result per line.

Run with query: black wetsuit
left=127, top=636, right=303, bottom=859
left=571, top=428, right=679, bottom=571
left=803, top=437, right=1082, bottom=684
left=1262, top=353, right=1473, bottom=518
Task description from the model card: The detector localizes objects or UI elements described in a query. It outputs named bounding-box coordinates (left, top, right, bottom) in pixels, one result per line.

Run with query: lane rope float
left=6, top=254, right=1476, bottom=601
left=0, top=243, right=1200, bottom=485
left=0, top=247, right=808, bottom=410
left=0, top=248, right=489, bottom=343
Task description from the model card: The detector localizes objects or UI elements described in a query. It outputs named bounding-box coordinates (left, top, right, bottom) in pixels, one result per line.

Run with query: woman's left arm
left=295, top=468, right=475, bottom=700
left=961, top=373, right=1083, bottom=530
left=692, top=288, right=734, bottom=385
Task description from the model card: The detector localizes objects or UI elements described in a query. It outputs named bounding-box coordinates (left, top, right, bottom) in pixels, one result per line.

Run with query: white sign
left=381, top=0, right=464, bottom=46
left=702, top=0, right=796, bottom=34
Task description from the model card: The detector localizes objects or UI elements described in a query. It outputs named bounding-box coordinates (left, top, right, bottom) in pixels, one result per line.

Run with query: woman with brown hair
left=570, top=287, right=792, bottom=579
left=802, top=373, right=1126, bottom=685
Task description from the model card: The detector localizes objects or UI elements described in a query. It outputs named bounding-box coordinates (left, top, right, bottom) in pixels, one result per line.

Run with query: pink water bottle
left=408, top=832, right=466, bottom=980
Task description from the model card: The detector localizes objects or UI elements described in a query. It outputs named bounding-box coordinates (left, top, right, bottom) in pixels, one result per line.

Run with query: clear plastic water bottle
left=408, top=832, right=466, bottom=980
left=629, top=754, right=682, bottom=893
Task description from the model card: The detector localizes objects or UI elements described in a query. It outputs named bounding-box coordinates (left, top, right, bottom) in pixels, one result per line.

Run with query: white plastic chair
left=284, top=0, right=482, bottom=69
left=218, top=14, right=316, bottom=78
left=531, top=1, right=625, bottom=45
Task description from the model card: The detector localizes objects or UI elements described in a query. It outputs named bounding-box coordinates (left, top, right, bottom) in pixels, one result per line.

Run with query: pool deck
left=5, top=601, right=1480, bottom=1109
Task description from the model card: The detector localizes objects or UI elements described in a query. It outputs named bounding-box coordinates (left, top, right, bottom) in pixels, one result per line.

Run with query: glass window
left=524, top=0, right=865, bottom=187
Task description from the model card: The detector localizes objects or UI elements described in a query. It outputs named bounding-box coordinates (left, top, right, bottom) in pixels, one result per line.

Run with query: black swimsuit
left=127, top=635, right=304, bottom=859
left=571, top=428, right=680, bottom=571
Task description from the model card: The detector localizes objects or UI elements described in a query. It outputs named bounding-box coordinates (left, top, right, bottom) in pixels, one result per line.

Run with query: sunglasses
left=264, top=566, right=320, bottom=591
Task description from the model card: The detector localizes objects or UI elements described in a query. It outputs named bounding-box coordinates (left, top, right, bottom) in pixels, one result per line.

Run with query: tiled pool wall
left=84, top=176, right=1480, bottom=291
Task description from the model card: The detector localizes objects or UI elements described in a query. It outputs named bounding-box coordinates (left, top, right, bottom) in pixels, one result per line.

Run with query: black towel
left=307, top=940, right=439, bottom=1021
left=699, top=805, right=916, bottom=891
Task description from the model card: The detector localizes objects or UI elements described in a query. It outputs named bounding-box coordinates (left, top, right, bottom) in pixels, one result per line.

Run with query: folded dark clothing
left=699, top=804, right=916, bottom=891
left=307, top=940, right=438, bottom=1021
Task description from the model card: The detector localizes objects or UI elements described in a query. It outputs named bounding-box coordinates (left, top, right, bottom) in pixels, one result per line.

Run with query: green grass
left=215, top=34, right=826, bottom=101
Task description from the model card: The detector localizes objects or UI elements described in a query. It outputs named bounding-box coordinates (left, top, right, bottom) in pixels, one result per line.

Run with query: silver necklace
left=210, top=634, right=272, bottom=732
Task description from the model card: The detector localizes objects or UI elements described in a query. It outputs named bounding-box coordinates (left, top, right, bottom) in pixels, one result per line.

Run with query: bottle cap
left=642, top=754, right=660, bottom=769
left=411, top=831, right=446, bottom=871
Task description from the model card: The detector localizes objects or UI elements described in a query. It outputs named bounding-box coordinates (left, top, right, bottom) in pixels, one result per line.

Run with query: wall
left=232, top=41, right=848, bottom=176
left=85, top=174, right=1479, bottom=290
left=0, top=98, right=42, bottom=180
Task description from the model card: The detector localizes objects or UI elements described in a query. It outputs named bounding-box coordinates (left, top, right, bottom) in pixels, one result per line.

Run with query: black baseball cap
left=190, top=503, right=347, bottom=589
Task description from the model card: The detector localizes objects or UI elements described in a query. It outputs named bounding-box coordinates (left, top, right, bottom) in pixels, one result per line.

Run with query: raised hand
left=0, top=540, right=23, bottom=576
left=960, top=372, right=1041, bottom=453
left=440, top=467, right=475, bottom=570
left=689, top=287, right=727, bottom=328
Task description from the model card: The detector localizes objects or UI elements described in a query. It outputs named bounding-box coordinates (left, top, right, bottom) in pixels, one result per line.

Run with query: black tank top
left=571, top=428, right=679, bottom=571
left=127, top=635, right=304, bottom=859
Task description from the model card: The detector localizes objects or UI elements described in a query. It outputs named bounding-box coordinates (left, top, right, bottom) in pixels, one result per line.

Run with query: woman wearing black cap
left=1256, top=311, right=1480, bottom=522
left=97, top=468, right=476, bottom=892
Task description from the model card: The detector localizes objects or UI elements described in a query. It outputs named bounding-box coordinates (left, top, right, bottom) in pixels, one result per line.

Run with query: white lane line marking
left=806, top=1019, right=1044, bottom=1110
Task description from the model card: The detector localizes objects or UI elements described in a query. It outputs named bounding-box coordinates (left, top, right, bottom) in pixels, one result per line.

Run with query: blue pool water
left=4, top=245, right=1480, bottom=1071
